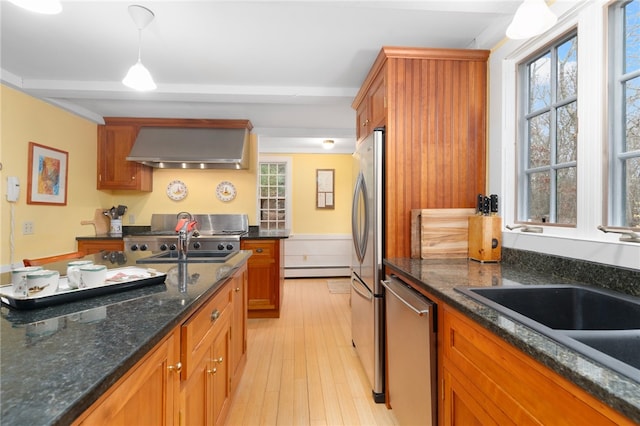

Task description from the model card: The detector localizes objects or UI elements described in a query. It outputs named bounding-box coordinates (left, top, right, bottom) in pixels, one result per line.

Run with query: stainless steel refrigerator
left=351, top=127, right=385, bottom=403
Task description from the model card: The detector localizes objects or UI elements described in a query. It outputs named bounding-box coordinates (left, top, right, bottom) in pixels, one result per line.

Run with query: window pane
left=557, top=37, right=578, bottom=100
left=625, top=76, right=640, bottom=152
left=557, top=102, right=577, bottom=163
left=528, top=171, right=550, bottom=221
left=528, top=112, right=551, bottom=168
left=529, top=53, right=551, bottom=112
left=557, top=167, right=577, bottom=224
left=625, top=0, right=640, bottom=73
left=625, top=157, right=640, bottom=227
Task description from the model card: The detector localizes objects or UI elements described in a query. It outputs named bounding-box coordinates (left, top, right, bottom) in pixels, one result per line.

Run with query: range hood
left=126, top=127, right=250, bottom=169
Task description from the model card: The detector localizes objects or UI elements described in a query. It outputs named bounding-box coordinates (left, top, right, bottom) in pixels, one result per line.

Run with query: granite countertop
left=384, top=257, right=640, bottom=423
left=0, top=250, right=251, bottom=426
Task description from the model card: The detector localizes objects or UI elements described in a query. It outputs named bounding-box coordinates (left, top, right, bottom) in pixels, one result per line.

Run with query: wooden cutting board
left=410, top=208, right=476, bottom=259
left=80, top=208, right=110, bottom=236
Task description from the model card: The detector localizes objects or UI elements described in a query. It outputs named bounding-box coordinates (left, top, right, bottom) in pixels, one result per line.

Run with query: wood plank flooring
left=225, top=278, right=399, bottom=426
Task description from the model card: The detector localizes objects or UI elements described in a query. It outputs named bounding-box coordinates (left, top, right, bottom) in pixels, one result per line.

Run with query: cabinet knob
left=255, top=248, right=263, bottom=253
left=235, top=287, right=241, bottom=293
left=131, top=176, right=136, bottom=180
left=362, top=119, right=369, bottom=127
left=207, top=367, right=217, bottom=375
left=168, top=362, right=182, bottom=373
left=216, top=356, right=224, bottom=364
left=211, top=309, right=220, bottom=322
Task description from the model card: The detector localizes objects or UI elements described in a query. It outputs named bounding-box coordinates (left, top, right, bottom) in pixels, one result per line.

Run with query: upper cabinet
left=97, top=123, right=153, bottom=191
left=353, top=47, right=490, bottom=259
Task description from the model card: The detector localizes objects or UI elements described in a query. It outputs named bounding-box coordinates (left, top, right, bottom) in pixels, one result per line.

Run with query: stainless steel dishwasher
left=383, top=275, right=437, bottom=426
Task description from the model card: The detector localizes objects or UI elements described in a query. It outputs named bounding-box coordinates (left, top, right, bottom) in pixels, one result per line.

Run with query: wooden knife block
left=468, top=215, right=502, bottom=263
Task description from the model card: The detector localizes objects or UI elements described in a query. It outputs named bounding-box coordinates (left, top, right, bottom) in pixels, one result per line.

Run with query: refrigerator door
left=350, top=273, right=375, bottom=388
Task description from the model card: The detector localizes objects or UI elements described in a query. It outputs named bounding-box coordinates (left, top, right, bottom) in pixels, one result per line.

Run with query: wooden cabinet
left=97, top=124, right=153, bottom=191
left=241, top=239, right=284, bottom=318
left=230, top=264, right=248, bottom=393
left=353, top=47, right=489, bottom=259
left=72, top=329, right=180, bottom=425
left=75, top=264, right=248, bottom=426
left=441, top=305, right=635, bottom=425
left=77, top=239, right=124, bottom=255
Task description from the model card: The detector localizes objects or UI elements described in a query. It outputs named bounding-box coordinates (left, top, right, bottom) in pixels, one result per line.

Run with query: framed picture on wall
left=27, top=142, right=69, bottom=206
left=316, top=169, right=335, bottom=209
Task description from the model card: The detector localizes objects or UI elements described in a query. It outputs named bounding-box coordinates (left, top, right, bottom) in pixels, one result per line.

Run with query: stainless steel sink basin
left=455, top=284, right=640, bottom=380
left=136, top=251, right=235, bottom=264
left=457, top=285, right=640, bottom=330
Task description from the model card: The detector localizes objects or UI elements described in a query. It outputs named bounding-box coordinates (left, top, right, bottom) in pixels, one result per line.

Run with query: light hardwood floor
left=225, top=278, right=399, bottom=426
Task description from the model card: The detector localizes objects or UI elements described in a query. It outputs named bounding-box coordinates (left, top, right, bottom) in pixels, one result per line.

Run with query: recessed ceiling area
left=0, top=1, right=523, bottom=153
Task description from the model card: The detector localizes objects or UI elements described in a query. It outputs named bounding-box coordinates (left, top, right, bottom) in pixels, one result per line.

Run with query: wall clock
left=166, top=180, right=188, bottom=201
left=216, top=181, right=237, bottom=202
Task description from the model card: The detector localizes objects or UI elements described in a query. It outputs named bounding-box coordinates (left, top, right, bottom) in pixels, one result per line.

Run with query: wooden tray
left=410, top=208, right=476, bottom=259
left=0, top=267, right=166, bottom=310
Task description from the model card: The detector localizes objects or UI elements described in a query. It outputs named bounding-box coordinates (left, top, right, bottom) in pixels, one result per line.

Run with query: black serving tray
left=0, top=267, right=166, bottom=310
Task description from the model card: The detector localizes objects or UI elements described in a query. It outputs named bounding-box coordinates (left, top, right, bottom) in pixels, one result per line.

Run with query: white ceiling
left=1, top=0, right=522, bottom=153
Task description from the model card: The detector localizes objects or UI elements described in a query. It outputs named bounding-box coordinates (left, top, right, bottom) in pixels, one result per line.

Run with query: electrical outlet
left=23, top=221, right=34, bottom=235
left=129, top=214, right=135, bottom=224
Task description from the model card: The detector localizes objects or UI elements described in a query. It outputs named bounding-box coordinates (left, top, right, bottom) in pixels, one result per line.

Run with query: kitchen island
left=384, top=257, right=640, bottom=424
left=0, top=250, right=251, bottom=426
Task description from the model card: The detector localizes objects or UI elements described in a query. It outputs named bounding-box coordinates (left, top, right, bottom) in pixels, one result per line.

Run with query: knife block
left=468, top=215, right=502, bottom=263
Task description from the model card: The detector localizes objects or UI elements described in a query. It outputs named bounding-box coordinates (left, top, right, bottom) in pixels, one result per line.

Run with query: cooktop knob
left=226, top=244, right=234, bottom=251
left=217, top=243, right=225, bottom=251
left=169, top=244, right=177, bottom=251
left=130, top=244, right=139, bottom=251
left=193, top=241, right=201, bottom=249
left=140, top=244, right=148, bottom=251
left=159, top=243, right=168, bottom=251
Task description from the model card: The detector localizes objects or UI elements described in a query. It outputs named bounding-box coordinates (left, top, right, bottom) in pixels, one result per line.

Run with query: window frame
left=608, top=0, right=640, bottom=228
left=256, top=155, right=292, bottom=231
left=516, top=31, right=579, bottom=226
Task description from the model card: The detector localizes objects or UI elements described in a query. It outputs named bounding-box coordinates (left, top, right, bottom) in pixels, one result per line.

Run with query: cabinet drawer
left=241, top=240, right=275, bottom=260
left=181, top=283, right=232, bottom=379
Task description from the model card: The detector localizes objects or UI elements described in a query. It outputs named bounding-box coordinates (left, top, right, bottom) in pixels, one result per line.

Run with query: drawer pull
left=211, top=309, right=220, bottom=322
left=255, top=248, right=263, bottom=253
left=207, top=367, right=217, bottom=375
left=168, top=362, right=182, bottom=373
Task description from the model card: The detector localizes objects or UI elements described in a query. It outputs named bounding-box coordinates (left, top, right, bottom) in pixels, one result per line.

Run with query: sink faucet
left=175, top=212, right=198, bottom=260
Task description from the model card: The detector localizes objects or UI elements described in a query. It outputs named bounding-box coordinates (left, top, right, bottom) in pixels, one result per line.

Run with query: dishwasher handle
left=382, top=277, right=432, bottom=316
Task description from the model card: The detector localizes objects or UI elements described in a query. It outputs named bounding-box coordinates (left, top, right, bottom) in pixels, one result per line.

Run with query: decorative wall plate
left=166, top=180, right=187, bottom=201
left=216, top=181, right=237, bottom=202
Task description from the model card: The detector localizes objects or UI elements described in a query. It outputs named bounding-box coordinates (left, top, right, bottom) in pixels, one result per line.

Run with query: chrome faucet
left=175, top=212, right=198, bottom=260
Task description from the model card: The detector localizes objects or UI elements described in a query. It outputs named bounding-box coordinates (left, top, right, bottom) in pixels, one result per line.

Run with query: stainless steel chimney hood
left=127, top=127, right=250, bottom=169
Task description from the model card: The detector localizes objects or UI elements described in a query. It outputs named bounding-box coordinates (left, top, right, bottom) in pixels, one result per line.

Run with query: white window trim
left=256, top=154, right=293, bottom=231
left=494, top=0, right=640, bottom=269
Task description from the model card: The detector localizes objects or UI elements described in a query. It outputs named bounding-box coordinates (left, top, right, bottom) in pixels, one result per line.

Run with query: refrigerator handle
left=351, top=172, right=369, bottom=263
left=351, top=275, right=373, bottom=300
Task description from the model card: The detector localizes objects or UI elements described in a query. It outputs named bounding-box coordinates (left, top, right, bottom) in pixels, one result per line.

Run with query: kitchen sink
left=456, top=285, right=640, bottom=330
left=136, top=251, right=235, bottom=264
left=455, top=284, right=640, bottom=380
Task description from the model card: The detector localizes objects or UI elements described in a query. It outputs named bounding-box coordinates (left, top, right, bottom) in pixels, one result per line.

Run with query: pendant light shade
left=506, top=0, right=557, bottom=40
left=8, top=0, right=62, bottom=14
left=122, top=5, right=156, bottom=91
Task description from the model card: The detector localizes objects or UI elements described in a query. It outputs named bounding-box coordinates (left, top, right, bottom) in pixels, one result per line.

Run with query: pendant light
left=7, top=0, right=62, bottom=14
left=122, top=5, right=157, bottom=91
left=506, top=0, right=557, bottom=40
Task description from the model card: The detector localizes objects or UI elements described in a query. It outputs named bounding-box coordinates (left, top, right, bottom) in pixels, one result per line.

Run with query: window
left=609, top=0, right=640, bottom=228
left=258, top=160, right=289, bottom=230
left=517, top=33, right=578, bottom=225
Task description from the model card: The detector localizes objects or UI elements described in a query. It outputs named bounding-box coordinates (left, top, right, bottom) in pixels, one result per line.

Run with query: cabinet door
left=242, top=240, right=279, bottom=314
left=230, top=264, right=248, bottom=393
left=77, top=239, right=124, bottom=255
left=74, top=330, right=180, bottom=425
left=356, top=100, right=369, bottom=142
left=97, top=125, right=152, bottom=191
left=211, top=322, right=231, bottom=426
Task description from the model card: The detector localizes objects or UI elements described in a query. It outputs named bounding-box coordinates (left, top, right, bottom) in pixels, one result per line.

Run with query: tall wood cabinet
left=353, top=47, right=489, bottom=259
left=240, top=239, right=284, bottom=318
left=97, top=124, right=153, bottom=191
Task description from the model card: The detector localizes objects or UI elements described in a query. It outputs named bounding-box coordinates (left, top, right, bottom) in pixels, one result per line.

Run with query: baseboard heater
left=285, top=265, right=350, bottom=278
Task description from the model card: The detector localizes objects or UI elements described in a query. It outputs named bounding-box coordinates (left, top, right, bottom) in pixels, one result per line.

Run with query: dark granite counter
left=75, top=234, right=123, bottom=241
left=0, top=250, right=251, bottom=426
left=384, top=257, right=640, bottom=423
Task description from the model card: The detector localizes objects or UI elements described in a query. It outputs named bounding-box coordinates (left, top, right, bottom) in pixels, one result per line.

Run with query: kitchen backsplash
left=502, top=248, right=640, bottom=297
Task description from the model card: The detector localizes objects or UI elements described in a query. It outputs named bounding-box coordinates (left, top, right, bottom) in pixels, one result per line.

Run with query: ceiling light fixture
left=322, top=139, right=335, bottom=149
left=506, top=0, right=557, bottom=40
left=8, top=0, right=62, bottom=14
left=122, top=5, right=157, bottom=91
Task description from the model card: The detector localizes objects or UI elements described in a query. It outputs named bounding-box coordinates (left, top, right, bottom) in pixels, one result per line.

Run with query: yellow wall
left=288, top=153, right=352, bottom=234
left=1, top=85, right=353, bottom=269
